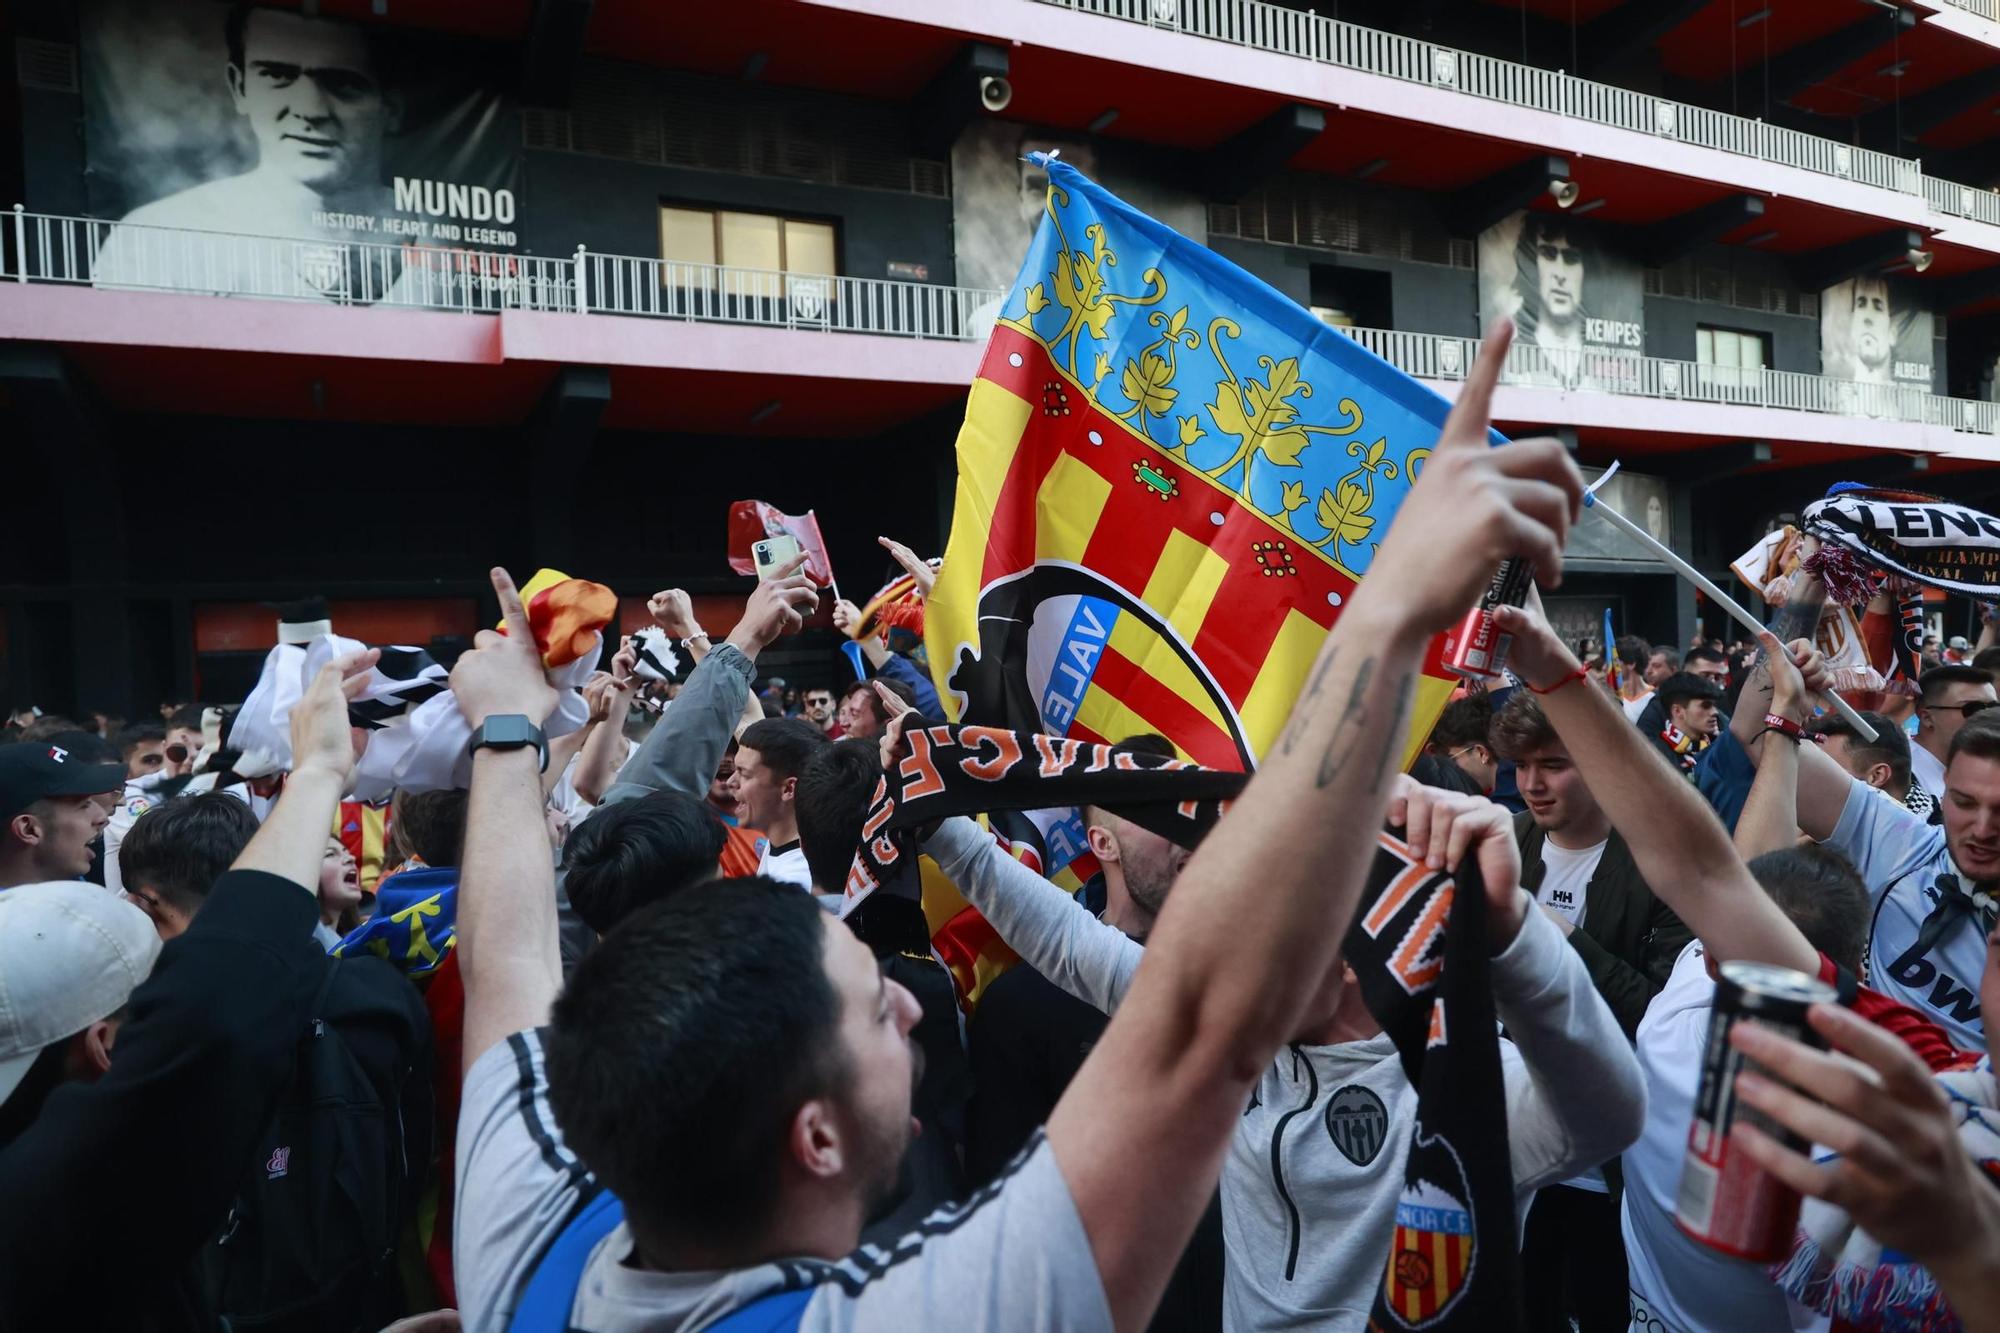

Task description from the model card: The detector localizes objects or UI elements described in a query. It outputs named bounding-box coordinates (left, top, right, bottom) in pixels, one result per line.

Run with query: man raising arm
left=448, top=324, right=1585, bottom=1333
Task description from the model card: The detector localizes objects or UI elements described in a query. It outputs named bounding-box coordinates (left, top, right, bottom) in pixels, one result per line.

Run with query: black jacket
left=0, top=870, right=431, bottom=1332
left=1514, top=814, right=1693, bottom=1041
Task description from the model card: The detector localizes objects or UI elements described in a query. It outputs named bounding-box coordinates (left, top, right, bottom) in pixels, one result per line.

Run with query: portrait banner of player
left=80, top=0, right=524, bottom=306
left=951, top=119, right=1209, bottom=339
left=1477, top=210, right=1646, bottom=391
left=1820, top=276, right=1934, bottom=391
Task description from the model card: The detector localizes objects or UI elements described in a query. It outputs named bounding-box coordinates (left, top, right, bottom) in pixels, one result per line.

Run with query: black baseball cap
left=0, top=742, right=127, bottom=821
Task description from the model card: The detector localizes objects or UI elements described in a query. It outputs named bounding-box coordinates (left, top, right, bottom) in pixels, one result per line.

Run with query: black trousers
left=1521, top=1183, right=1630, bottom=1333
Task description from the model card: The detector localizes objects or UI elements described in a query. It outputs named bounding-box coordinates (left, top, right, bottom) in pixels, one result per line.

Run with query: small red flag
left=727, top=500, right=835, bottom=588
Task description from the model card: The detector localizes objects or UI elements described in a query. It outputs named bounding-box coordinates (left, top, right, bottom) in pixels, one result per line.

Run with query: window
left=658, top=205, right=838, bottom=277
left=1696, top=325, right=1771, bottom=394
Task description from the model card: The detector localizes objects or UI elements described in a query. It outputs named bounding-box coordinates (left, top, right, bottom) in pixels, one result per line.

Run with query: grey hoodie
left=923, top=817, right=1646, bottom=1331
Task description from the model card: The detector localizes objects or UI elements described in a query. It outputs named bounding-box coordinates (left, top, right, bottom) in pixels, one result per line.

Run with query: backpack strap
left=705, top=1286, right=814, bottom=1332
left=507, top=1189, right=625, bottom=1333
left=508, top=1187, right=817, bottom=1333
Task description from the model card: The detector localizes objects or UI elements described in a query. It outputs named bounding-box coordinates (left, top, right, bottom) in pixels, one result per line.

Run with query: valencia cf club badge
left=1381, top=1128, right=1476, bottom=1328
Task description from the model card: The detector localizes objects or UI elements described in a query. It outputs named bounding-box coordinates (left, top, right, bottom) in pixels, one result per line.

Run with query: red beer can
left=1675, top=960, right=1835, bottom=1262
left=1442, top=558, right=1534, bottom=680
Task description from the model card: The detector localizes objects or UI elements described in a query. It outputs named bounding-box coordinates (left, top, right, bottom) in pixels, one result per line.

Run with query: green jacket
left=1513, top=812, right=1693, bottom=1042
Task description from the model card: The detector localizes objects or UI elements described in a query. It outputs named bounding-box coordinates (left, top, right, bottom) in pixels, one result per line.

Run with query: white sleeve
left=920, top=817, right=1144, bottom=1015
left=1490, top=894, right=1648, bottom=1191
left=453, top=1031, right=596, bottom=1333
left=1825, top=777, right=1937, bottom=906
left=798, top=1134, right=1112, bottom=1333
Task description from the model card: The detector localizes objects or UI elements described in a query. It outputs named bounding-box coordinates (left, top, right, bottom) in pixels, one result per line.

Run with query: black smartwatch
left=469, top=714, right=548, bottom=772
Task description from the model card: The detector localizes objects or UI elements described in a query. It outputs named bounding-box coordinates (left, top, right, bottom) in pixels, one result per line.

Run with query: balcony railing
left=1941, top=0, right=1999, bottom=23
left=3, top=209, right=1994, bottom=435
left=0, top=208, right=1002, bottom=341
left=1031, top=0, right=2000, bottom=223
left=1340, top=325, right=2000, bottom=437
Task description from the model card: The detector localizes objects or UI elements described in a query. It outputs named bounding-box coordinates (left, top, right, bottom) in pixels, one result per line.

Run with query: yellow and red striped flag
left=927, top=155, right=1474, bottom=784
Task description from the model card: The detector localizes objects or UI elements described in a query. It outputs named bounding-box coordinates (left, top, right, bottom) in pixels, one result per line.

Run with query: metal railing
left=1029, top=0, right=2000, bottom=215
left=0, top=207, right=1002, bottom=341
left=576, top=252, right=999, bottom=339
left=3, top=208, right=1993, bottom=433
left=1341, top=325, right=2000, bottom=436
left=1940, top=0, right=1999, bottom=22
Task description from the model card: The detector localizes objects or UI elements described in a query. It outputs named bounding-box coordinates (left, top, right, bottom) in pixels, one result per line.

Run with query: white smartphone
left=752, top=533, right=802, bottom=581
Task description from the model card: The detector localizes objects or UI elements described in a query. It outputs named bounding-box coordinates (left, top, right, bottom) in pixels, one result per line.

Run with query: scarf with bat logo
left=843, top=725, right=1521, bottom=1332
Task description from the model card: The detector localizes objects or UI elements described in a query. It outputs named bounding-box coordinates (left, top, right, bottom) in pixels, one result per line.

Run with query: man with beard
left=1830, top=276, right=1895, bottom=386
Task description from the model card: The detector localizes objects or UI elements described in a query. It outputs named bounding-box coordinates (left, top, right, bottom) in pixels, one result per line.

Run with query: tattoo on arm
left=1313, top=658, right=1413, bottom=793
left=1280, top=648, right=1338, bottom=758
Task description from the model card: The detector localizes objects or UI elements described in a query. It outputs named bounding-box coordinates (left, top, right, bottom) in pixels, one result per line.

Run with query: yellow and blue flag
left=927, top=155, right=1486, bottom=778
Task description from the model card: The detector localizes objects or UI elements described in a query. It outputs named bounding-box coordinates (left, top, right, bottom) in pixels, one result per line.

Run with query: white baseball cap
left=0, top=883, right=162, bottom=1105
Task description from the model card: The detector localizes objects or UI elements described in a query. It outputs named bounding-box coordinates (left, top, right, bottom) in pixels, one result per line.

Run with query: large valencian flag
left=927, top=155, right=1486, bottom=773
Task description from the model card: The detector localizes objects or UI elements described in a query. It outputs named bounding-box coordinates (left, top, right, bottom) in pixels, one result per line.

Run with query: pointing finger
left=1438, top=319, right=1513, bottom=449
left=491, top=567, right=533, bottom=645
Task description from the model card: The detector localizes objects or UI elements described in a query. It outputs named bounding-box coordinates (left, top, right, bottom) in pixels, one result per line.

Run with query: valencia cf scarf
left=1803, top=486, right=2000, bottom=602
left=844, top=727, right=1521, bottom=1332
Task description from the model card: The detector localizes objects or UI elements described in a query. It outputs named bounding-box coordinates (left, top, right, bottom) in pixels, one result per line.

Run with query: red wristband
left=1762, top=713, right=1805, bottom=740
left=1527, top=665, right=1590, bottom=695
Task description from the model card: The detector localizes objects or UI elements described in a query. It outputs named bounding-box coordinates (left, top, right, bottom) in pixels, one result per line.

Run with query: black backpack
left=200, top=953, right=435, bottom=1332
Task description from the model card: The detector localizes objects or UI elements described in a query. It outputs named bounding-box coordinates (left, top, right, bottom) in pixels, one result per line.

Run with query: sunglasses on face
left=1926, top=701, right=1998, bottom=720
left=1536, top=243, right=1582, bottom=265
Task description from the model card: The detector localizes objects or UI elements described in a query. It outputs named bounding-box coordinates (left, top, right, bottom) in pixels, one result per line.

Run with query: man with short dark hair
left=114, top=724, right=168, bottom=781
left=1642, top=646, right=1680, bottom=688
left=1427, top=695, right=1499, bottom=794
left=1911, top=664, right=1997, bottom=801
left=732, top=717, right=829, bottom=890
left=1652, top=671, right=1722, bottom=774
left=445, top=337, right=1600, bottom=1332
left=562, top=792, right=726, bottom=938
left=1683, top=646, right=1729, bottom=690
left=1818, top=710, right=1933, bottom=819
left=0, top=742, right=124, bottom=889
left=116, top=793, right=261, bottom=939
left=800, top=687, right=838, bottom=737
left=1735, top=656, right=2000, bottom=1050
left=834, top=679, right=917, bottom=743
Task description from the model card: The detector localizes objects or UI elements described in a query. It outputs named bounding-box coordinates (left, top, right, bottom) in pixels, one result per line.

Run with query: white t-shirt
left=1909, top=742, right=1945, bottom=804
left=1826, top=777, right=1987, bottom=1049
left=1623, top=942, right=1828, bottom=1332
left=757, top=841, right=813, bottom=891
left=1622, top=691, right=1655, bottom=723
left=1535, top=837, right=1606, bottom=930
left=454, top=1030, right=1112, bottom=1333
left=547, top=737, right=637, bottom=829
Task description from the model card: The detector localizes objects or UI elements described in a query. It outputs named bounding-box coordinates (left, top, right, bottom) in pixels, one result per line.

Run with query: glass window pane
left=719, top=211, right=782, bottom=272
left=659, top=208, right=715, bottom=266
left=783, top=220, right=837, bottom=277
left=1716, top=332, right=1740, bottom=370
left=1743, top=335, right=1768, bottom=372
left=1696, top=328, right=1713, bottom=365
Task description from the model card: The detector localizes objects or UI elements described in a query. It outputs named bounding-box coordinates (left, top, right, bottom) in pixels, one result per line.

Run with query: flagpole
left=1582, top=490, right=1878, bottom=742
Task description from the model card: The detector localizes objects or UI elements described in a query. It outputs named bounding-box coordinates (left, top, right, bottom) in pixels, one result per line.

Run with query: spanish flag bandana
left=508, top=569, right=619, bottom=668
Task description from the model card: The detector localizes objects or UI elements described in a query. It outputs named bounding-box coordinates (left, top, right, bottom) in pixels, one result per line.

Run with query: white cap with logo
left=0, top=882, right=162, bottom=1104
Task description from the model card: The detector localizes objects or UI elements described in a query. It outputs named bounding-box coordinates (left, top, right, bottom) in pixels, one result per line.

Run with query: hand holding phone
left=752, top=534, right=803, bottom=581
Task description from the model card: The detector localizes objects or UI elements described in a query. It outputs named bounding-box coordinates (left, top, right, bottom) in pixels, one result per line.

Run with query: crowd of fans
left=4, top=332, right=2000, bottom=1333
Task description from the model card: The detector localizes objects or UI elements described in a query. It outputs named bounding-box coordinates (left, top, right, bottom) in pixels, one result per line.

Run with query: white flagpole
left=1582, top=485, right=1878, bottom=742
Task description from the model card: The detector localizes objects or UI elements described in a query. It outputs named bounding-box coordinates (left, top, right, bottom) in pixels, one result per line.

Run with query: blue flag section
left=333, top=865, right=457, bottom=975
